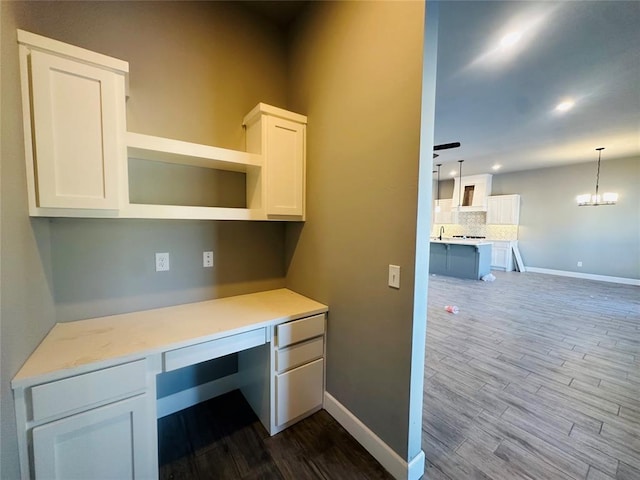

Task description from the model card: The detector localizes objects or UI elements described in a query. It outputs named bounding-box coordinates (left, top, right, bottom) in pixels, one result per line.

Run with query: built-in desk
left=12, top=288, right=328, bottom=480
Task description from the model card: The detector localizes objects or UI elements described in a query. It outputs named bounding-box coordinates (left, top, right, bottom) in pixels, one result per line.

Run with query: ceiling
left=434, top=1, right=640, bottom=176
left=245, top=1, right=639, bottom=177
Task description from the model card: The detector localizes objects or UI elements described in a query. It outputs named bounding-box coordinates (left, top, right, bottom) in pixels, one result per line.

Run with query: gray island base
left=429, top=240, right=492, bottom=280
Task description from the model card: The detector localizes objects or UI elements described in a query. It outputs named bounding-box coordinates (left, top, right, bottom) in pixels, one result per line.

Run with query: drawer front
left=31, top=360, right=146, bottom=422
left=275, top=358, right=324, bottom=427
left=164, top=328, right=266, bottom=372
left=276, top=337, right=324, bottom=373
left=276, top=314, right=325, bottom=348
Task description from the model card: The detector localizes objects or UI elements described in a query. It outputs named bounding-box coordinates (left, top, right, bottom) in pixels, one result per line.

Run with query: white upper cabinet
left=487, top=194, right=520, bottom=225
left=18, top=31, right=308, bottom=221
left=433, top=198, right=454, bottom=224
left=244, top=103, right=307, bottom=220
left=18, top=30, right=128, bottom=215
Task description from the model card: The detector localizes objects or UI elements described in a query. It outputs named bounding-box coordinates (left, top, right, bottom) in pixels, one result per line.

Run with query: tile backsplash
left=432, top=211, right=519, bottom=240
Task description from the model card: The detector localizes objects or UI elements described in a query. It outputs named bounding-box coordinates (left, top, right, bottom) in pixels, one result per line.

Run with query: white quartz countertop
left=13, top=288, right=328, bottom=388
left=430, top=238, right=493, bottom=246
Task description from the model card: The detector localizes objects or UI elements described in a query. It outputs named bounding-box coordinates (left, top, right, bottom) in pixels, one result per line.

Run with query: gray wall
left=492, top=156, right=640, bottom=279
left=286, top=1, right=427, bottom=459
left=1, top=2, right=289, bottom=478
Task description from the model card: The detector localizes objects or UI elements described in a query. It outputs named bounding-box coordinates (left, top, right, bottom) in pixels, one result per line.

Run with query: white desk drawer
left=276, top=314, right=325, bottom=348
left=164, top=328, right=266, bottom=372
left=31, top=360, right=146, bottom=422
left=275, top=358, right=324, bottom=427
left=276, top=337, right=323, bottom=373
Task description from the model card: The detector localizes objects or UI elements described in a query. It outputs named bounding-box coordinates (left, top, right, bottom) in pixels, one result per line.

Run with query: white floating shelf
left=127, top=132, right=262, bottom=173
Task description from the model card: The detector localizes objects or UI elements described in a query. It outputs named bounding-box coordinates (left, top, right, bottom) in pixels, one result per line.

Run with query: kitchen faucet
left=439, top=226, right=445, bottom=241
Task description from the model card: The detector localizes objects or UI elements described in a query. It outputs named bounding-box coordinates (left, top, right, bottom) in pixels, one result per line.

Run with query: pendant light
left=457, top=159, right=464, bottom=210
left=576, top=148, right=618, bottom=206
left=434, top=163, right=442, bottom=212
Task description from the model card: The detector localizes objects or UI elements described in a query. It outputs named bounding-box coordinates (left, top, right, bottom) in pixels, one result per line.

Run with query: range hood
left=451, top=174, right=492, bottom=212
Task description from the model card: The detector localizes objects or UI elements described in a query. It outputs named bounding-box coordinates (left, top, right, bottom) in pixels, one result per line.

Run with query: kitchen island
left=429, top=238, right=492, bottom=280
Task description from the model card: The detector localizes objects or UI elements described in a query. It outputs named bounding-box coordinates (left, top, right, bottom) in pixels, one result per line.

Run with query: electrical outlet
left=156, top=252, right=170, bottom=272
left=577, top=261, right=583, bottom=267
left=203, top=251, right=214, bottom=268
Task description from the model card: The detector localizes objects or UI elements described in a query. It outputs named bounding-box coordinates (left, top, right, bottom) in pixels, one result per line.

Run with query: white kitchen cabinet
left=276, top=358, right=324, bottom=427
left=241, top=312, right=326, bottom=435
left=14, top=290, right=327, bottom=479
left=18, top=31, right=309, bottom=222
left=487, top=194, right=520, bottom=225
left=14, top=359, right=158, bottom=480
left=18, top=30, right=128, bottom=215
left=433, top=198, right=454, bottom=224
left=32, top=395, right=154, bottom=480
left=244, top=103, right=307, bottom=220
left=490, top=240, right=516, bottom=271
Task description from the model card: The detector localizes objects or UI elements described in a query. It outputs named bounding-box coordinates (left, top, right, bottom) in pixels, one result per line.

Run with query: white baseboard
left=526, top=267, right=640, bottom=286
left=323, top=392, right=425, bottom=480
left=156, top=372, right=240, bottom=418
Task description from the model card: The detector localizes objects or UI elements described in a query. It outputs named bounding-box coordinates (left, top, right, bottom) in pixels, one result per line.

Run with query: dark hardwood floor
left=160, top=270, right=639, bottom=480
left=158, top=390, right=393, bottom=479
left=424, top=270, right=640, bottom=480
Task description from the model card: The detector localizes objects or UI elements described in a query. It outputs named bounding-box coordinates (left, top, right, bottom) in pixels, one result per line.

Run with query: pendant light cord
left=458, top=160, right=464, bottom=208
left=594, top=148, right=603, bottom=199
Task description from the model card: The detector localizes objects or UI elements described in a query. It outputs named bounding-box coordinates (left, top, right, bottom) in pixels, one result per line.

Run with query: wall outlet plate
left=203, top=251, right=214, bottom=268
left=156, top=252, right=170, bottom=272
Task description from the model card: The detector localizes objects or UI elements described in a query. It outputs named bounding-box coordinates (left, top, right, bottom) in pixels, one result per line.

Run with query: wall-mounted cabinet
left=451, top=174, right=492, bottom=212
left=18, top=30, right=306, bottom=222
left=433, top=198, right=454, bottom=224
left=18, top=30, right=128, bottom=216
left=243, top=104, right=307, bottom=220
left=487, top=194, right=520, bottom=225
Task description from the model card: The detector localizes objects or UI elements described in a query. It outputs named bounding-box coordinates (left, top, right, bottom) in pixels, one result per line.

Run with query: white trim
left=526, top=267, right=640, bottom=286
left=17, top=29, right=128, bottom=73
left=156, top=373, right=240, bottom=418
left=323, top=392, right=425, bottom=480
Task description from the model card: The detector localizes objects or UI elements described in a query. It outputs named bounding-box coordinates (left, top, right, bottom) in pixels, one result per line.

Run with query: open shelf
left=126, top=132, right=262, bottom=172
left=122, top=132, right=266, bottom=220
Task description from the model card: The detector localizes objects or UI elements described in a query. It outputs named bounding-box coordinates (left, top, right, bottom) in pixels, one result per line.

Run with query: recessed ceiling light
left=499, top=31, right=522, bottom=49
left=449, top=170, right=457, bottom=177
left=492, top=164, right=502, bottom=171
left=555, top=100, right=574, bottom=112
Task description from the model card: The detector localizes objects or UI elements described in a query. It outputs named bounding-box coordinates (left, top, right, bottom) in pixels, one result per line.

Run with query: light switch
left=388, top=264, right=400, bottom=289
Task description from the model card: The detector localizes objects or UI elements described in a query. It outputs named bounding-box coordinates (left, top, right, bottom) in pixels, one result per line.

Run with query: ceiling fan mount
left=432, top=141, right=460, bottom=159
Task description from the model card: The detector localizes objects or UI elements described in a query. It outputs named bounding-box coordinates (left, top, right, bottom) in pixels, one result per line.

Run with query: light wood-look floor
left=424, top=271, right=640, bottom=480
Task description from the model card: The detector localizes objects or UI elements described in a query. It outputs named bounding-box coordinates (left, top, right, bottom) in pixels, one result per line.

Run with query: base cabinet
left=33, top=395, right=154, bottom=480
left=272, top=314, right=325, bottom=432
left=429, top=242, right=492, bottom=280
left=276, top=358, right=324, bottom=427
left=490, top=241, right=516, bottom=271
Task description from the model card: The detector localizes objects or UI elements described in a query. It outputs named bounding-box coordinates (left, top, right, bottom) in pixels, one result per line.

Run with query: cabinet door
left=30, top=50, right=123, bottom=210
left=491, top=243, right=511, bottom=270
left=266, top=116, right=305, bottom=217
left=275, top=358, right=323, bottom=427
left=486, top=197, right=500, bottom=224
left=33, top=395, right=154, bottom=480
left=433, top=198, right=453, bottom=224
